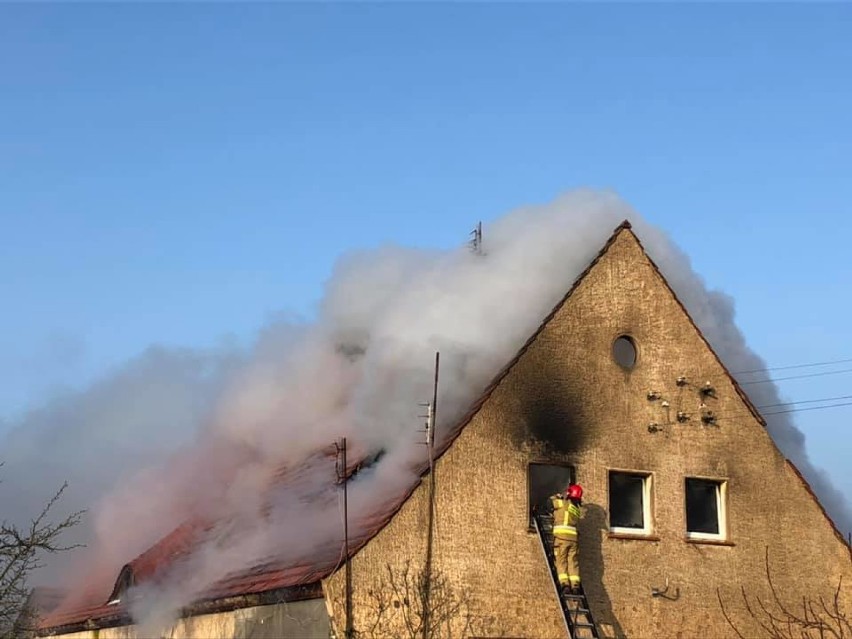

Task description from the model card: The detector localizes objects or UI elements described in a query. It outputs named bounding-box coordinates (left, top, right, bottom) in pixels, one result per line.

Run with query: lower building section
left=39, top=599, right=330, bottom=639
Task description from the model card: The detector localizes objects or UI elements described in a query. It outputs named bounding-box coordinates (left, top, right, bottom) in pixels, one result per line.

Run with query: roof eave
left=37, top=582, right=324, bottom=636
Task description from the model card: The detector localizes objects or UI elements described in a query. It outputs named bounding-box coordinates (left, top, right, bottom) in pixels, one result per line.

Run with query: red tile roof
left=38, top=444, right=389, bottom=633
left=127, top=519, right=211, bottom=585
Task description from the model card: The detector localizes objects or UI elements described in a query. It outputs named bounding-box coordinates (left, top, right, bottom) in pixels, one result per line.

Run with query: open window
left=608, top=471, right=653, bottom=535
left=528, top=463, right=575, bottom=528
left=685, top=477, right=727, bottom=540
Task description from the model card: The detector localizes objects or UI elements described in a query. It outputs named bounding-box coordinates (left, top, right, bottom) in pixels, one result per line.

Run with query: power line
left=739, top=367, right=852, bottom=385
left=656, top=400, right=852, bottom=428
left=757, top=394, right=852, bottom=409
left=668, top=358, right=852, bottom=388
left=686, top=400, right=852, bottom=425
left=762, top=401, right=852, bottom=416
left=734, top=357, right=852, bottom=375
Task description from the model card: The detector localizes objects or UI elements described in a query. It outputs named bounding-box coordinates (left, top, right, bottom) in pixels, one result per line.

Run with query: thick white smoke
left=2, top=190, right=848, bottom=631
left=0, top=346, right=242, bottom=586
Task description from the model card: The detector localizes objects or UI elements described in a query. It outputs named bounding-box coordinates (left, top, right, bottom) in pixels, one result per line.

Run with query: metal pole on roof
left=421, top=352, right=439, bottom=639
left=342, top=437, right=353, bottom=639
left=469, top=221, right=483, bottom=255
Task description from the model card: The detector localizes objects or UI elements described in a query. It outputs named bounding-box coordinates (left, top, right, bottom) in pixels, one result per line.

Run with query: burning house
left=35, top=220, right=850, bottom=638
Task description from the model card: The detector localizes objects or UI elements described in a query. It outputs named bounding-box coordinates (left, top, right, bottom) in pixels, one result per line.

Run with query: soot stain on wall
left=511, top=360, right=589, bottom=453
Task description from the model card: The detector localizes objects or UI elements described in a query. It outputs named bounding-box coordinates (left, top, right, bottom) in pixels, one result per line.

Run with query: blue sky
left=2, top=4, right=851, bottom=500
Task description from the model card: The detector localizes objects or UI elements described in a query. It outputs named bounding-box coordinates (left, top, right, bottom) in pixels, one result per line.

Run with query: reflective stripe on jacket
left=550, top=495, right=581, bottom=539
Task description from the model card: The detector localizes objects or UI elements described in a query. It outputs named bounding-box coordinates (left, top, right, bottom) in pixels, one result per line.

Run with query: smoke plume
left=1, top=190, right=847, bottom=632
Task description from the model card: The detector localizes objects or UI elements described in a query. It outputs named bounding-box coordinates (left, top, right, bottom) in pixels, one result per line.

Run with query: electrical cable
left=757, top=394, right=852, bottom=409
left=739, top=367, right=852, bottom=385
left=664, top=399, right=852, bottom=427
left=733, top=357, right=852, bottom=375
left=662, top=357, right=852, bottom=387
left=762, top=401, right=852, bottom=416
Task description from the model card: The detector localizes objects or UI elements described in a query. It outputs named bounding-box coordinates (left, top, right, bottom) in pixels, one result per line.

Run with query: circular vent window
left=613, top=335, right=637, bottom=369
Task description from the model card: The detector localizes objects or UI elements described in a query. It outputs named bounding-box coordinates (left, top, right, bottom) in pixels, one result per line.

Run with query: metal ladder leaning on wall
left=532, top=510, right=600, bottom=639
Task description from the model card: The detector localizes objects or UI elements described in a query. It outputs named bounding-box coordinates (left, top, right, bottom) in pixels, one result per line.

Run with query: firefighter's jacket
left=550, top=495, right=581, bottom=540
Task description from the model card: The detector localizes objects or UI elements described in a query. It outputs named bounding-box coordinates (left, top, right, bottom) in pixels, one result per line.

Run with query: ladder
left=532, top=510, right=600, bottom=639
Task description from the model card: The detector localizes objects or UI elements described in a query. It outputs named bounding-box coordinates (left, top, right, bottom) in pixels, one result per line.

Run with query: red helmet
left=566, top=484, right=583, bottom=500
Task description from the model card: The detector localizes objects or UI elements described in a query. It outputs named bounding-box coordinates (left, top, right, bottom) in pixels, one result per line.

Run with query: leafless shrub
left=717, top=546, right=850, bottom=639
left=339, top=560, right=500, bottom=639
left=1, top=465, right=83, bottom=639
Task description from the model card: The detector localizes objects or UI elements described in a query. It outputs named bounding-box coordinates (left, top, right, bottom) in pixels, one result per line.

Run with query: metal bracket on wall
left=650, top=578, right=680, bottom=601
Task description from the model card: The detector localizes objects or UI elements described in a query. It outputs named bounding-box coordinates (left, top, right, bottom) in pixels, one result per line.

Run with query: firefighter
left=550, top=483, right=583, bottom=595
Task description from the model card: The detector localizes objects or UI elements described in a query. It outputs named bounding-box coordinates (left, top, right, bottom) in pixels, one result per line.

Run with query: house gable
left=324, top=222, right=851, bottom=639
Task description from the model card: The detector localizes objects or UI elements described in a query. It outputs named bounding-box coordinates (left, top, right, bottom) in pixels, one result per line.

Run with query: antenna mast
left=469, top=221, right=483, bottom=255
left=335, top=438, right=353, bottom=639
left=421, top=352, right=440, bottom=639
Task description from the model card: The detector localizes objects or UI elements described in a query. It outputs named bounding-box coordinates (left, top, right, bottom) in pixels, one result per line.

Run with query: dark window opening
left=352, top=448, right=386, bottom=477
left=106, top=565, right=135, bottom=605
left=609, top=472, right=647, bottom=530
left=612, top=335, right=637, bottom=369
left=336, top=342, right=367, bottom=362
left=528, top=463, right=575, bottom=528
left=337, top=448, right=387, bottom=484
left=686, top=478, right=722, bottom=536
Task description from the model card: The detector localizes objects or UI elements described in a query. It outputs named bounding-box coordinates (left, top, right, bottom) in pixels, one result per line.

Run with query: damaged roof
left=37, top=441, right=401, bottom=634
left=37, top=222, right=637, bottom=634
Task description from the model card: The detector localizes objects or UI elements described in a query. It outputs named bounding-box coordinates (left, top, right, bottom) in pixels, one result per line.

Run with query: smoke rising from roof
left=2, top=190, right=848, bottom=631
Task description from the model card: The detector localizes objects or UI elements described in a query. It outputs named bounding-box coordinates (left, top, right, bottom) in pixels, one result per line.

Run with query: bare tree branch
left=342, top=560, right=500, bottom=639
left=1, top=469, right=83, bottom=638
left=717, top=546, right=849, bottom=639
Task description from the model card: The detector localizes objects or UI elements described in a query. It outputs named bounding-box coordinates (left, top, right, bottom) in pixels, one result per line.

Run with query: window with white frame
left=685, top=478, right=727, bottom=540
left=608, top=471, right=653, bottom=535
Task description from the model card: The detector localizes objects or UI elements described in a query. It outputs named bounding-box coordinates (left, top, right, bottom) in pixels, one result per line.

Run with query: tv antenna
left=334, top=438, right=353, bottom=639
left=421, top=353, right=440, bottom=638
left=469, top=221, right=483, bottom=255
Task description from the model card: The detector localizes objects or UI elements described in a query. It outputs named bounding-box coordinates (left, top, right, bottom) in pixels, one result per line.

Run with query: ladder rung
left=533, top=514, right=598, bottom=639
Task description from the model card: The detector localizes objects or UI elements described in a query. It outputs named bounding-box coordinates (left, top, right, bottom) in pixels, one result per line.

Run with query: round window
left=613, top=335, right=637, bottom=369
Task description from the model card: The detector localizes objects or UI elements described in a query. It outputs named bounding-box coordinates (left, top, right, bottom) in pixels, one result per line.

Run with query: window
left=612, top=335, right=637, bottom=369
left=685, top=478, right=727, bottom=540
left=528, top=463, right=575, bottom=528
left=608, top=471, right=653, bottom=535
